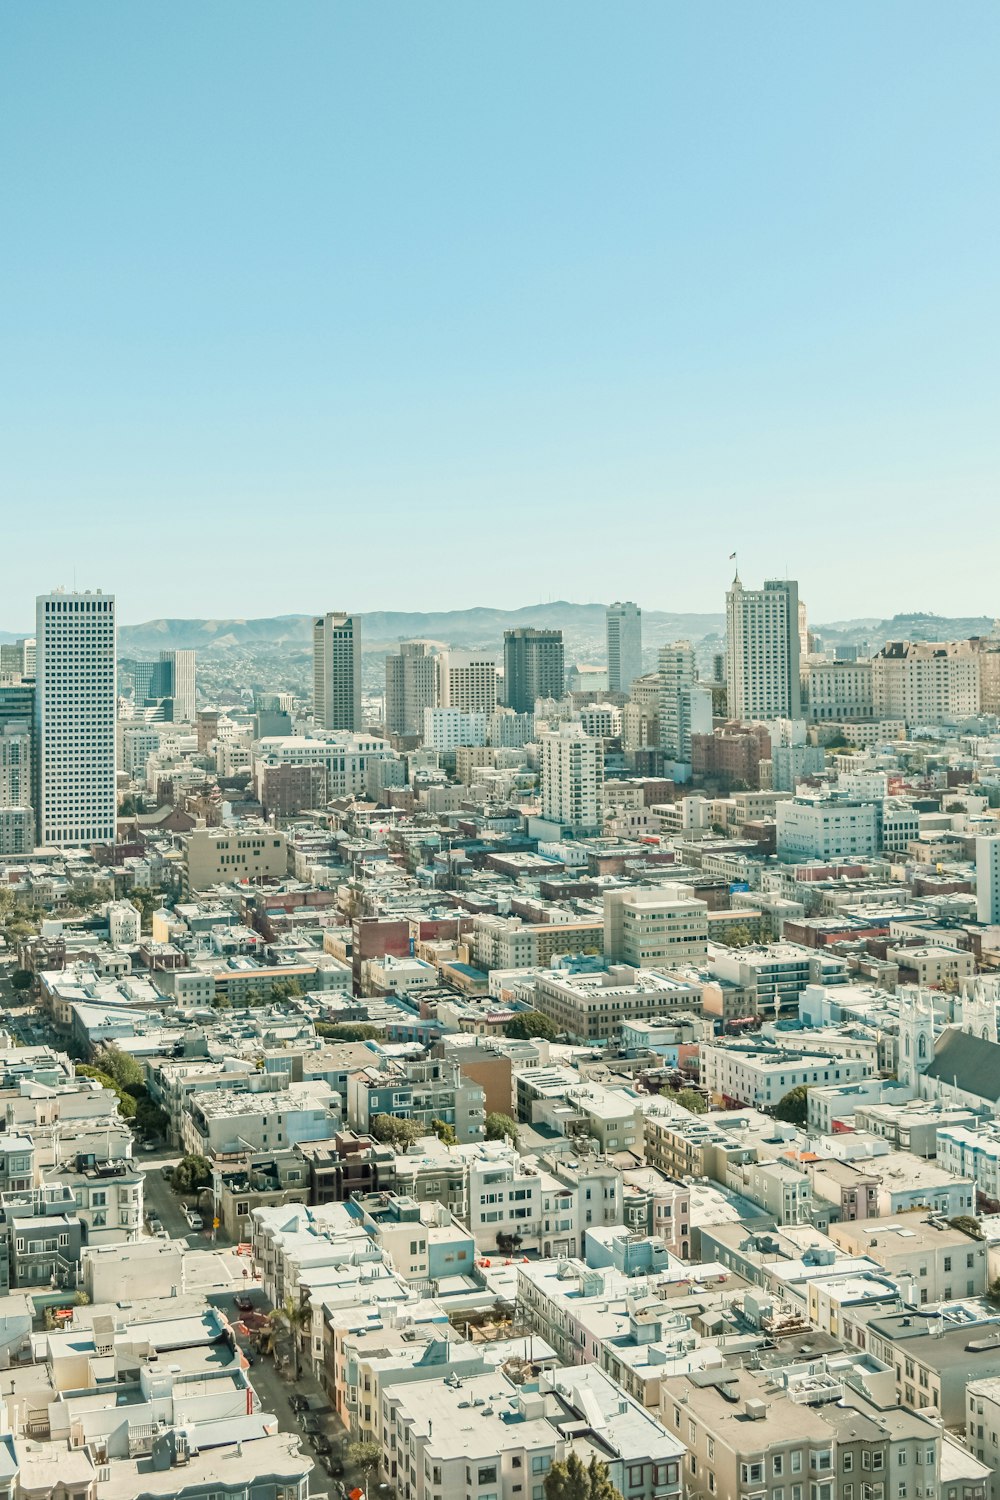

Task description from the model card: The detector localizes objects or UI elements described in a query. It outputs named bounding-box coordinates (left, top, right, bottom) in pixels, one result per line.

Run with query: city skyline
left=3, top=3, right=999, bottom=623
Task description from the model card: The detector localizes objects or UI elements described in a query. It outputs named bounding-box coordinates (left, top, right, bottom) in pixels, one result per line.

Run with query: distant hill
left=117, top=603, right=727, bottom=655
left=5, top=605, right=997, bottom=657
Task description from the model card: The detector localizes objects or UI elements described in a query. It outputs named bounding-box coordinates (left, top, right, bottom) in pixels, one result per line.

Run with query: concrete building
left=422, top=707, right=487, bottom=750
left=437, top=650, right=498, bottom=714
left=313, top=610, right=361, bottom=730
left=658, top=642, right=711, bottom=763
left=700, top=1038, right=873, bottom=1110
left=776, top=793, right=880, bottom=861
left=726, top=575, right=801, bottom=720
left=607, top=600, right=643, bottom=693
left=806, top=658, right=875, bottom=722
left=540, top=723, right=603, bottom=833
left=871, top=640, right=980, bottom=723
left=35, top=589, right=116, bottom=847
left=661, top=1361, right=941, bottom=1500
left=829, top=1216, right=987, bottom=1304
left=385, top=641, right=439, bottom=737
left=603, top=886, right=709, bottom=969
left=977, top=835, right=1000, bottom=925
left=0, top=722, right=33, bottom=854
left=504, top=628, right=565, bottom=712
left=181, top=824, right=288, bottom=892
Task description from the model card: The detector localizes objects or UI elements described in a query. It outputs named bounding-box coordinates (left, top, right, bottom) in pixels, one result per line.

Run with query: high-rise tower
left=606, top=601, right=642, bottom=693
left=34, top=589, right=116, bottom=848
left=313, top=612, right=361, bottom=731
left=725, top=576, right=801, bottom=721
left=503, top=628, right=564, bottom=713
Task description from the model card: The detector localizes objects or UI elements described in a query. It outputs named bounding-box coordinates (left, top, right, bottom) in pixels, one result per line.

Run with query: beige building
left=661, top=1362, right=941, bottom=1500
left=828, top=1216, right=987, bottom=1305
left=603, top=885, right=708, bottom=968
left=182, top=825, right=288, bottom=892
left=871, top=640, right=980, bottom=723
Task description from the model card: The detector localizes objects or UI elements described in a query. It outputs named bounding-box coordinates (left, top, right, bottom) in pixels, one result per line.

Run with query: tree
left=544, top=1453, right=621, bottom=1500
left=268, top=1292, right=311, bottom=1381
left=347, top=1440, right=382, bottom=1495
left=269, top=978, right=303, bottom=1004
left=503, top=1010, right=558, bottom=1042
left=370, top=1114, right=423, bottom=1149
left=724, top=924, right=754, bottom=948
left=484, top=1112, right=520, bottom=1144
left=172, top=1155, right=212, bottom=1195
left=128, top=886, right=163, bottom=929
left=675, top=1088, right=708, bottom=1115
left=949, top=1215, right=983, bottom=1240
left=135, top=1097, right=169, bottom=1139
left=773, top=1085, right=810, bottom=1125
left=432, top=1118, right=458, bottom=1146
left=95, top=1045, right=145, bottom=1095
left=10, top=970, right=32, bottom=992
left=75, top=1064, right=137, bottom=1119
left=314, top=1022, right=384, bottom=1042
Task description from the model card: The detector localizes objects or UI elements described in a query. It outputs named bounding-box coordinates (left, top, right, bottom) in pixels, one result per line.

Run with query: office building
left=437, top=650, right=497, bottom=715
left=603, top=885, right=709, bottom=968
left=385, top=641, right=438, bottom=737
left=725, top=574, right=801, bottom=719
left=978, top=835, right=1000, bottom=925
left=34, top=589, right=116, bottom=848
left=313, top=611, right=361, bottom=731
left=119, top=649, right=196, bottom=722
left=606, top=600, right=642, bottom=692
left=503, top=627, right=564, bottom=712
left=539, top=722, right=603, bottom=833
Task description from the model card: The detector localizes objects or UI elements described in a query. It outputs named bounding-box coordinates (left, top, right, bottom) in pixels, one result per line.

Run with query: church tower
left=898, top=987, right=935, bottom=1088
left=961, top=976, right=999, bottom=1044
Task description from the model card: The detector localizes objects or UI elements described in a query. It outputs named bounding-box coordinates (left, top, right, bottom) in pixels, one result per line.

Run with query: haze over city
left=3, top=1, right=999, bottom=623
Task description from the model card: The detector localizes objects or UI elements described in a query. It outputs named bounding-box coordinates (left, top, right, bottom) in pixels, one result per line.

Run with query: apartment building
left=532, top=964, right=703, bottom=1043
left=829, top=1217, right=987, bottom=1304
left=700, top=1039, right=873, bottom=1110
left=871, top=641, right=980, bottom=724
left=660, top=1362, right=940, bottom=1500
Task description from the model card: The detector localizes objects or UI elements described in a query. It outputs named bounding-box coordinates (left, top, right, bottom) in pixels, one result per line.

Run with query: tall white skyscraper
left=725, top=575, right=801, bottom=721
left=313, top=612, right=361, bottom=731
left=606, top=601, right=642, bottom=693
left=34, top=589, right=116, bottom=848
left=539, top=723, right=604, bottom=834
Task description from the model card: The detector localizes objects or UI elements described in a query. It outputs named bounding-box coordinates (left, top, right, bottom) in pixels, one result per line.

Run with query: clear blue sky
left=2, top=2, right=998, bottom=629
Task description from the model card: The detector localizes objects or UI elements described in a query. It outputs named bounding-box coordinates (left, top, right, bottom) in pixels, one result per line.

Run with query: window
left=845, top=1456, right=854, bottom=1473
left=791, top=1454, right=803, bottom=1474
left=774, top=1456, right=784, bottom=1476
left=628, top=1467, right=644, bottom=1487
left=741, top=1464, right=764, bottom=1484
left=479, top=1468, right=497, bottom=1485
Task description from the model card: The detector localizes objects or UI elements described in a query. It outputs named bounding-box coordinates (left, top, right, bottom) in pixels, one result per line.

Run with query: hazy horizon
left=3, top=3, right=998, bottom=624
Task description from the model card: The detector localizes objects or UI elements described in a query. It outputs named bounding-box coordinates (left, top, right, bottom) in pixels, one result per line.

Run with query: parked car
left=313, top=1436, right=333, bottom=1457
left=161, top=1165, right=173, bottom=1179
left=148, top=1218, right=163, bottom=1235
left=288, top=1394, right=309, bottom=1413
left=187, top=1212, right=204, bottom=1230
left=234, top=1294, right=255, bottom=1313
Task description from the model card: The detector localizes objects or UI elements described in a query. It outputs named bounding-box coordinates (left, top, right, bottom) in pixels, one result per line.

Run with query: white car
left=187, top=1212, right=204, bottom=1230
